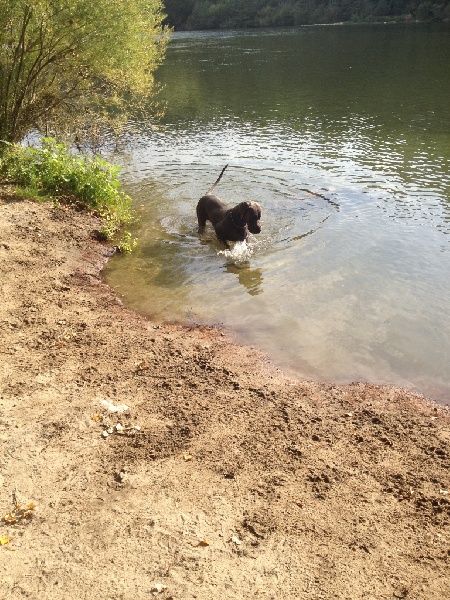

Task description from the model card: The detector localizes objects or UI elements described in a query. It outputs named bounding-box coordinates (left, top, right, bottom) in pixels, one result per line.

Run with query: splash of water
left=217, top=240, right=253, bottom=263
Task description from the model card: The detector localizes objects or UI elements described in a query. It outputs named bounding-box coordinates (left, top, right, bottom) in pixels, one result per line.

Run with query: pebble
left=150, top=583, right=167, bottom=593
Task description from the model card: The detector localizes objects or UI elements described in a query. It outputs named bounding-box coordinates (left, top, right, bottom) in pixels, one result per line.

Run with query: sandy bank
left=0, top=198, right=449, bottom=599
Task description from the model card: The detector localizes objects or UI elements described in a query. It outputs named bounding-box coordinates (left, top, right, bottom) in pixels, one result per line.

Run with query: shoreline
left=171, top=18, right=450, bottom=33
left=220, top=323, right=449, bottom=407
left=1, top=198, right=449, bottom=599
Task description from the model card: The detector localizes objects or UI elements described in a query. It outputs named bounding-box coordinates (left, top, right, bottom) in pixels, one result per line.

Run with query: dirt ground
left=0, top=195, right=449, bottom=600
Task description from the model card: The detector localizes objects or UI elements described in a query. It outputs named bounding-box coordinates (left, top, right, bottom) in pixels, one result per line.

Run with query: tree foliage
left=0, top=137, right=136, bottom=249
left=163, top=0, right=450, bottom=30
left=0, top=0, right=170, bottom=145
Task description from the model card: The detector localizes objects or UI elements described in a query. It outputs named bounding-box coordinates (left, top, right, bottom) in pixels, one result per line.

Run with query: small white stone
left=100, top=399, right=130, bottom=413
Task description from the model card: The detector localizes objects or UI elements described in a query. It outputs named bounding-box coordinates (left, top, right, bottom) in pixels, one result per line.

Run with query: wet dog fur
left=196, top=165, right=262, bottom=247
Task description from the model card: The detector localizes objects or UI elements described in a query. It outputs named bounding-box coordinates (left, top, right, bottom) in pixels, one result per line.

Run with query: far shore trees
left=163, top=0, right=450, bottom=30
left=0, top=0, right=170, bottom=147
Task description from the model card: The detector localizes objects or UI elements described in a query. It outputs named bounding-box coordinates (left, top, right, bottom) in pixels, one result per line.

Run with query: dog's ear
left=238, top=201, right=252, bottom=216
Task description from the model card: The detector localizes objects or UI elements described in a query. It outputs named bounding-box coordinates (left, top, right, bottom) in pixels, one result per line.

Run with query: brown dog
left=196, top=165, right=262, bottom=247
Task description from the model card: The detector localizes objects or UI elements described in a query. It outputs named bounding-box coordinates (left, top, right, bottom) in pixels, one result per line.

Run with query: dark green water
left=106, top=23, right=450, bottom=403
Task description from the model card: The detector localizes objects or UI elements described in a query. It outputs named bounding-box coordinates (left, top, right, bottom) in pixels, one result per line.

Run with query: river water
left=105, top=23, right=450, bottom=403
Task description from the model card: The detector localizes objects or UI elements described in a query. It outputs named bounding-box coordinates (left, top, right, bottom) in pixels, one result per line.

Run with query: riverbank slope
left=0, top=197, right=449, bottom=599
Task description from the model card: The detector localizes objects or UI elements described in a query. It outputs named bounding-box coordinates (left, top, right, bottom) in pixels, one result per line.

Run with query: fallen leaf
left=92, top=414, right=102, bottom=422
left=2, top=501, right=36, bottom=524
left=198, top=539, right=209, bottom=547
left=0, top=535, right=12, bottom=546
left=2, top=513, right=18, bottom=524
left=183, top=454, right=193, bottom=462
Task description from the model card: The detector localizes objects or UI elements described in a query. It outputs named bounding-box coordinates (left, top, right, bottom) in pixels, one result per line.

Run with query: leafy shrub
left=0, top=139, right=136, bottom=251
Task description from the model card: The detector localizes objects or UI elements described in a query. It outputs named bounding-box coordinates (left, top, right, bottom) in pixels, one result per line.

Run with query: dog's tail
left=206, top=164, right=228, bottom=195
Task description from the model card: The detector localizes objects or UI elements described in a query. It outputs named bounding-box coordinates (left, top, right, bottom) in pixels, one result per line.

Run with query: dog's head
left=238, top=201, right=262, bottom=234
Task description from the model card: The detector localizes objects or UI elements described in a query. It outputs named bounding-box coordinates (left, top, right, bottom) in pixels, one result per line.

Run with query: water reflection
left=225, top=263, right=264, bottom=296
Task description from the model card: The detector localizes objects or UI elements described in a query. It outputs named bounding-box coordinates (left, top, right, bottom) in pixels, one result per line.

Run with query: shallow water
left=105, top=23, right=450, bottom=403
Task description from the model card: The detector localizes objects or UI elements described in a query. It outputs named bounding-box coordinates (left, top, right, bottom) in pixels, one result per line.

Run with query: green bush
left=0, top=138, right=136, bottom=252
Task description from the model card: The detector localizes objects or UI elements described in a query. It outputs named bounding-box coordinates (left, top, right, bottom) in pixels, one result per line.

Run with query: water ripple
left=107, top=25, right=450, bottom=403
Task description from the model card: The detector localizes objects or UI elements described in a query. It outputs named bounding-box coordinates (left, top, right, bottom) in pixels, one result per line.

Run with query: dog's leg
left=196, top=203, right=207, bottom=228
left=220, top=237, right=231, bottom=249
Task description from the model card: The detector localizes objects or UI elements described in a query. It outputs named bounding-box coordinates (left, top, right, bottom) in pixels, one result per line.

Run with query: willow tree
left=0, top=0, right=170, bottom=146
